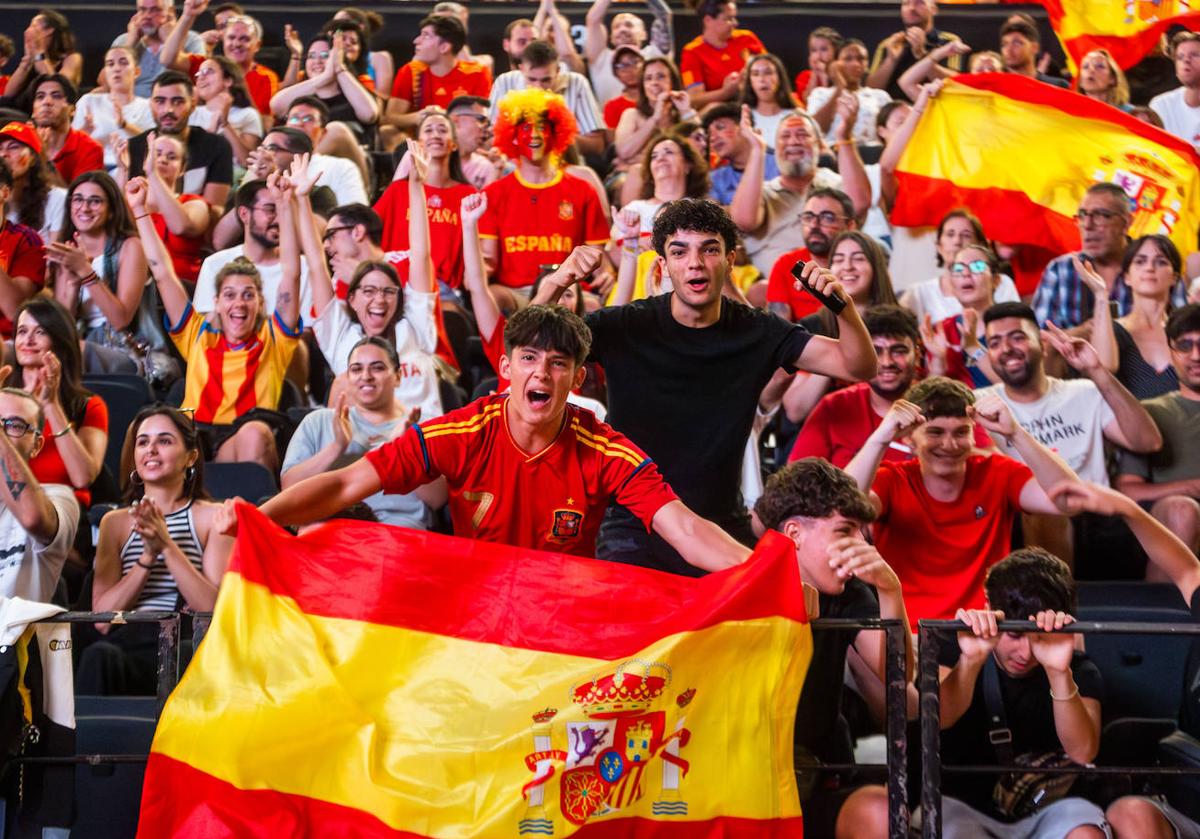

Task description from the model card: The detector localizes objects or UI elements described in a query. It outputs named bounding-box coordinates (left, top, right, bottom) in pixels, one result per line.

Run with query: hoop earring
left=184, top=464, right=196, bottom=493
left=128, top=469, right=144, bottom=488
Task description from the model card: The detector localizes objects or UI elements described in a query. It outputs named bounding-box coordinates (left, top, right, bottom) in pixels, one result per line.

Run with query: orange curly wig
left=494, top=88, right=578, bottom=164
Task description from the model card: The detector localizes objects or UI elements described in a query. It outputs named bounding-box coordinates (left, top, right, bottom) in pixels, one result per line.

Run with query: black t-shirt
left=795, top=577, right=880, bottom=764
left=586, top=293, right=810, bottom=522
left=129, top=126, right=233, bottom=198
left=937, top=643, right=1104, bottom=815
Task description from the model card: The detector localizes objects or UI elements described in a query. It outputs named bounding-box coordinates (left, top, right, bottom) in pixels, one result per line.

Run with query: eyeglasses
left=70, top=195, right=106, bottom=209
left=251, top=203, right=277, bottom=216
left=307, top=51, right=330, bottom=60
left=353, top=285, right=400, bottom=300
left=287, top=114, right=318, bottom=125
left=1075, top=208, right=1124, bottom=224
left=0, top=416, right=35, bottom=439
left=613, top=60, right=643, bottom=71
left=951, top=259, right=990, bottom=275
left=800, top=210, right=848, bottom=227
left=451, top=113, right=489, bottom=125
left=1170, top=337, right=1200, bottom=354
left=261, top=143, right=290, bottom=154
left=322, top=225, right=354, bottom=242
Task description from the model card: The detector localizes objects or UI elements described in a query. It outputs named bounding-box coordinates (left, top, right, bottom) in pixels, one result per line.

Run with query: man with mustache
left=730, top=103, right=869, bottom=277
left=788, top=305, right=991, bottom=467
left=977, top=301, right=1161, bottom=575
left=764, top=187, right=857, bottom=322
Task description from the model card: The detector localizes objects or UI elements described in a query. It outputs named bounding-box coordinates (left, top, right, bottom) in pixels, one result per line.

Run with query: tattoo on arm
left=278, top=292, right=292, bottom=304
left=0, top=458, right=26, bottom=501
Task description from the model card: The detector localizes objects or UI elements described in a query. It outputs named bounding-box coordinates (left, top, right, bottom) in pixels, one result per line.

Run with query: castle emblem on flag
left=518, top=659, right=694, bottom=834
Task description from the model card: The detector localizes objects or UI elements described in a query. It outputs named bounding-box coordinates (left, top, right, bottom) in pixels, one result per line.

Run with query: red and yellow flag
left=892, top=74, right=1200, bottom=293
left=136, top=504, right=812, bottom=837
left=1038, top=0, right=1200, bottom=71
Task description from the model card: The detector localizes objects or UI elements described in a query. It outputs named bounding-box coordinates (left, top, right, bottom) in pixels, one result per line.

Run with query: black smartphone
left=790, top=259, right=846, bottom=315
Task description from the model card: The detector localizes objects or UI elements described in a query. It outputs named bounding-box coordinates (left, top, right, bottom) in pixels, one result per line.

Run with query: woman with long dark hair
left=0, top=121, right=65, bottom=243
left=739, top=53, right=795, bottom=151
left=48, top=171, right=148, bottom=343
left=190, top=55, right=263, bottom=169
left=79, top=405, right=229, bottom=694
left=614, top=57, right=695, bottom=172
left=7, top=297, right=107, bottom=505
left=73, top=46, right=151, bottom=172
left=270, top=30, right=379, bottom=146
left=3, top=10, right=82, bottom=99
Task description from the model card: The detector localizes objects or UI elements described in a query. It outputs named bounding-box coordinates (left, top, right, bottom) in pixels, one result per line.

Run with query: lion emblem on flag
left=517, top=659, right=695, bottom=834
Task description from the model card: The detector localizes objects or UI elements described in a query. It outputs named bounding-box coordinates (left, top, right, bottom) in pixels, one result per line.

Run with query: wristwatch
left=34, top=53, right=46, bottom=62
left=965, top=346, right=986, bottom=365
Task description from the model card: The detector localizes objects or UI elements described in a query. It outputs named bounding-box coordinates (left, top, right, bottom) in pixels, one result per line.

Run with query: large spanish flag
left=892, top=74, right=1200, bottom=293
left=1039, top=0, right=1200, bottom=71
left=137, top=504, right=811, bottom=837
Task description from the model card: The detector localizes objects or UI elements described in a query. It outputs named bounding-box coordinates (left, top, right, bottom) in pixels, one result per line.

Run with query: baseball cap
left=0, top=123, right=41, bottom=155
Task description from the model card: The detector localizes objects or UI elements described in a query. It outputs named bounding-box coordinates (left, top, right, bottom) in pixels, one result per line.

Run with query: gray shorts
left=933, top=794, right=1112, bottom=839
left=1148, top=797, right=1200, bottom=839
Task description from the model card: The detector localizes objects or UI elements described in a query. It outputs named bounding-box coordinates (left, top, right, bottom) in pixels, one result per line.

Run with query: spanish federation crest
left=558, top=200, right=575, bottom=221
left=518, top=659, right=694, bottom=834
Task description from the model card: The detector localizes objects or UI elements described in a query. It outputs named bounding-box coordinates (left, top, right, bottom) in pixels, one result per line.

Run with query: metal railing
left=917, top=620, right=1200, bottom=839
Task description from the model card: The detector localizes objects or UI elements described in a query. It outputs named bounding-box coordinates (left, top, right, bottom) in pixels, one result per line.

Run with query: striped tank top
left=119, top=500, right=205, bottom=611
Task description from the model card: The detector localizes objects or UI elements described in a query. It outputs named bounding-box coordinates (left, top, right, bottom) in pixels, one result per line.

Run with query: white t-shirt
left=589, top=43, right=664, bottom=108
left=887, top=226, right=938, bottom=293
left=610, top=197, right=666, bottom=245
left=189, top=104, right=264, bottom=139
left=72, top=93, right=154, bottom=169
left=0, top=484, right=79, bottom=603
left=752, top=109, right=787, bottom=152
left=806, top=85, right=893, bottom=146
left=311, top=153, right=369, bottom=207
left=904, top=273, right=1022, bottom=323
left=7, top=187, right=66, bottom=245
left=311, top=289, right=442, bottom=421
left=283, top=407, right=430, bottom=530
left=976, top=378, right=1116, bottom=485
left=862, top=163, right=891, bottom=246
left=193, top=245, right=312, bottom=319
left=1149, top=86, right=1200, bottom=150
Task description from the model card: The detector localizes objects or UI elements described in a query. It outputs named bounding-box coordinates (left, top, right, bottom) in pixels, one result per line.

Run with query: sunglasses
left=950, top=259, right=990, bottom=275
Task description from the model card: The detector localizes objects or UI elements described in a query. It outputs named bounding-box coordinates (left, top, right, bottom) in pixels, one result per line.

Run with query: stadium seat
left=72, top=711, right=157, bottom=839
left=83, top=375, right=156, bottom=482
left=1076, top=605, right=1194, bottom=722
left=1077, top=581, right=1188, bottom=611
left=471, top=376, right=499, bottom=402
left=439, top=377, right=467, bottom=413
left=440, top=307, right=475, bottom=387
left=203, top=461, right=278, bottom=503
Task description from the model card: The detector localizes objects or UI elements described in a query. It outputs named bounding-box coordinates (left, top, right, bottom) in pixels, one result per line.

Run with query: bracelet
left=833, top=138, right=857, bottom=149
left=134, top=213, right=151, bottom=220
left=80, top=271, right=100, bottom=286
left=52, top=423, right=73, bottom=438
left=1050, top=683, right=1079, bottom=702
left=289, top=54, right=301, bottom=62
left=136, top=556, right=156, bottom=570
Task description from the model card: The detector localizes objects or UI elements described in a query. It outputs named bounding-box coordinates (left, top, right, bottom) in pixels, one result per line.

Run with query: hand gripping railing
left=916, top=619, right=1200, bottom=839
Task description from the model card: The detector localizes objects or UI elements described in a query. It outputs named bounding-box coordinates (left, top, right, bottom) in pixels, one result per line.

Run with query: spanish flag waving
left=1039, top=0, right=1200, bottom=71
left=136, top=504, right=811, bottom=837
left=892, top=74, right=1200, bottom=287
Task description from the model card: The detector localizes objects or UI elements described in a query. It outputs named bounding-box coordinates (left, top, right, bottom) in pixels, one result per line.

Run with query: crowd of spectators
left=2, top=0, right=1200, bottom=834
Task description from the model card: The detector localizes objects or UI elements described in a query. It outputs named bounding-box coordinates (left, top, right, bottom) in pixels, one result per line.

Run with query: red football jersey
left=679, top=30, right=765, bottom=92
left=871, top=454, right=1033, bottom=625
left=365, top=394, right=678, bottom=555
left=766, top=246, right=821, bottom=320
left=374, top=180, right=477, bottom=288
left=391, top=59, right=492, bottom=107
left=0, top=220, right=46, bottom=338
left=478, top=170, right=610, bottom=289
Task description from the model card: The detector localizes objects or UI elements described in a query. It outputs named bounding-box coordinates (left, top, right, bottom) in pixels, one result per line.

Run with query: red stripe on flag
left=227, top=503, right=807, bottom=659
left=954, top=73, right=1200, bottom=166
left=891, top=171, right=1082, bottom=256
left=232, top=337, right=265, bottom=418
left=195, top=344, right=228, bottom=425
left=138, top=754, right=806, bottom=838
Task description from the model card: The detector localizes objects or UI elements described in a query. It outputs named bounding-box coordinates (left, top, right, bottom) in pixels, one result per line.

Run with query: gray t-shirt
left=283, top=408, right=430, bottom=530
left=1117, top=392, right=1200, bottom=487
left=112, top=30, right=206, bottom=98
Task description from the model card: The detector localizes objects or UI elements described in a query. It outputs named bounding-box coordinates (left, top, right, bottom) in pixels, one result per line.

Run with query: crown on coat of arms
left=571, top=659, right=672, bottom=719
left=531, top=707, right=558, bottom=724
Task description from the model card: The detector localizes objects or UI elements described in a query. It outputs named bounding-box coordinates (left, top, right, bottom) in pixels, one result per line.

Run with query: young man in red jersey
left=679, top=0, right=764, bottom=109
left=478, top=88, right=609, bottom=309
left=257, top=302, right=751, bottom=571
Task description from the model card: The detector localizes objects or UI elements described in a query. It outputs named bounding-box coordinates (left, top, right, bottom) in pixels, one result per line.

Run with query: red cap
left=0, top=123, right=42, bottom=155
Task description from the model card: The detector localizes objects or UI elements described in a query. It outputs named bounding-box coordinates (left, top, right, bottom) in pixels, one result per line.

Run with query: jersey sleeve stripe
left=572, top=424, right=645, bottom=462
left=415, top=426, right=431, bottom=474
left=614, top=458, right=654, bottom=495
left=574, top=434, right=644, bottom=468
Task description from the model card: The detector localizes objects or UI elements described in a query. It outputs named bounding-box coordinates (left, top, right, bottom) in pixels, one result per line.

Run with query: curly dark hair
left=639, top=132, right=709, bottom=201
left=985, top=547, right=1076, bottom=619
left=504, top=304, right=592, bottom=365
left=651, top=197, right=738, bottom=256
left=755, top=458, right=877, bottom=531
left=903, top=376, right=975, bottom=419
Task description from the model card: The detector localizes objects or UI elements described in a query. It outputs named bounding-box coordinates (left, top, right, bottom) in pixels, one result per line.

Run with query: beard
left=778, top=156, right=815, bottom=180
left=995, top=354, right=1036, bottom=388
left=868, top=367, right=914, bottom=400
left=806, top=231, right=831, bottom=257
left=249, top=228, right=278, bottom=250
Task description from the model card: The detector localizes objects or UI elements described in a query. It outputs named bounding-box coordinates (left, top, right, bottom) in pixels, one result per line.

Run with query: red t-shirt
left=53, top=130, right=105, bottom=184
left=0, top=221, right=46, bottom=338
left=366, top=394, right=677, bottom=555
left=871, top=454, right=1033, bottom=625
left=679, top=29, right=765, bottom=91
left=186, top=56, right=277, bottom=115
left=390, top=59, right=492, bottom=108
left=766, top=247, right=821, bottom=320
left=30, top=394, right=108, bottom=507
left=789, top=381, right=993, bottom=467
left=603, top=94, right=637, bottom=129
left=152, top=194, right=207, bottom=283
left=478, top=170, right=611, bottom=289
left=373, top=180, right=477, bottom=288
left=793, top=69, right=813, bottom=106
